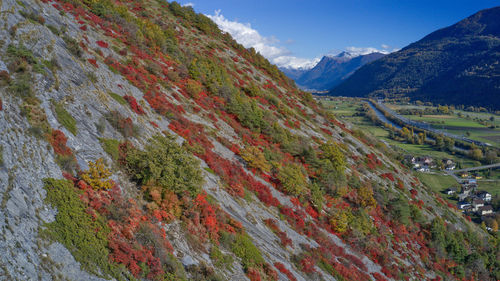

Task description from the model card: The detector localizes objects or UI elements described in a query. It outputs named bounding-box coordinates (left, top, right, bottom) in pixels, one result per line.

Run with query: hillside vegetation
left=0, top=0, right=498, bottom=281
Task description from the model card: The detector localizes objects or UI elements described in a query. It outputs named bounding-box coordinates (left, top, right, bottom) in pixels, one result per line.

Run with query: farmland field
left=385, top=103, right=500, bottom=147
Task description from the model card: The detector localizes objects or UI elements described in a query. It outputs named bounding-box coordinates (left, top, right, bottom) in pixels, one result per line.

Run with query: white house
left=444, top=187, right=456, bottom=195
left=445, top=164, right=456, bottom=171
left=472, top=199, right=485, bottom=212
left=457, top=202, right=471, bottom=209
left=477, top=191, right=492, bottom=202
left=478, top=205, right=493, bottom=216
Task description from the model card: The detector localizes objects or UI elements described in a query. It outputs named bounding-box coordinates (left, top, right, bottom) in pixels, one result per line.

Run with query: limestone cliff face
left=0, top=1, right=493, bottom=281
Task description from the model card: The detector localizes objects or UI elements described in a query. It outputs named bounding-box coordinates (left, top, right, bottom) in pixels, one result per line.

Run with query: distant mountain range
left=329, top=6, right=500, bottom=109
left=281, top=51, right=385, bottom=91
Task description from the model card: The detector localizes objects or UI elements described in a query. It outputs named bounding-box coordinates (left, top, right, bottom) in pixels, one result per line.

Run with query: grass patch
left=52, top=100, right=77, bottom=135
left=417, top=173, right=458, bottom=195
left=231, top=233, right=264, bottom=270
left=98, top=138, right=120, bottom=161
left=108, top=92, right=127, bottom=105
left=63, top=35, right=83, bottom=58
left=204, top=167, right=215, bottom=175
left=404, top=115, right=487, bottom=128
left=477, top=181, right=500, bottom=197
left=41, top=178, right=128, bottom=279
left=210, top=245, right=234, bottom=269
left=8, top=72, right=32, bottom=98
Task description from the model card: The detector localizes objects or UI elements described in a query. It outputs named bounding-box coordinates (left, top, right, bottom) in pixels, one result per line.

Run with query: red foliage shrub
left=290, top=197, right=301, bottom=207
left=0, top=71, right=10, bottom=84
left=299, top=256, right=316, bottom=273
left=123, top=95, right=145, bottom=115
left=247, top=267, right=261, bottom=281
left=96, top=40, right=109, bottom=48
left=397, top=179, right=404, bottom=190
left=118, top=117, right=135, bottom=137
left=263, top=263, right=278, bottom=281
left=380, top=173, right=395, bottom=182
left=274, top=262, right=297, bottom=281
left=410, top=189, right=418, bottom=199
left=48, top=129, right=72, bottom=156
left=277, top=231, right=292, bottom=247
left=279, top=207, right=305, bottom=232
left=264, top=219, right=292, bottom=247
left=306, top=205, right=319, bottom=219
left=88, top=58, right=98, bottom=68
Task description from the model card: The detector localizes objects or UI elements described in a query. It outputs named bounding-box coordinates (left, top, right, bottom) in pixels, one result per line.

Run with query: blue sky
left=181, top=1, right=498, bottom=68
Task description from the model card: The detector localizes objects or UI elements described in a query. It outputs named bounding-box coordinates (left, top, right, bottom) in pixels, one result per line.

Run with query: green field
left=385, top=103, right=500, bottom=147
left=403, top=115, right=487, bottom=128
left=477, top=181, right=500, bottom=197
left=417, top=173, right=459, bottom=203
left=321, top=98, right=481, bottom=168
left=321, top=99, right=360, bottom=117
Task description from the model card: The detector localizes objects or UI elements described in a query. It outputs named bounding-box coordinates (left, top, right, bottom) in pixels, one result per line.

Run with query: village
left=407, top=155, right=498, bottom=229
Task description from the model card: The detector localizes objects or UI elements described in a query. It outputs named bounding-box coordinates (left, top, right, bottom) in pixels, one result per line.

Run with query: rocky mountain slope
left=290, top=52, right=385, bottom=91
left=329, top=6, right=500, bottom=110
left=0, top=0, right=498, bottom=281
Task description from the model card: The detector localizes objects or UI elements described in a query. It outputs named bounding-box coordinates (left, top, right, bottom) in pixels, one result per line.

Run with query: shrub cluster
left=123, top=134, right=203, bottom=196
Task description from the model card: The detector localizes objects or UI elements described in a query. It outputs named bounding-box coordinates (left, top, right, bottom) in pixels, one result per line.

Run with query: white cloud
left=274, top=56, right=321, bottom=70
left=345, top=46, right=390, bottom=56
left=327, top=46, right=401, bottom=58
left=182, top=2, right=194, bottom=7
left=207, top=10, right=319, bottom=69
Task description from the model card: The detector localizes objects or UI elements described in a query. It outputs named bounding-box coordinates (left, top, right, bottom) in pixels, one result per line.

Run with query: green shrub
left=41, top=178, right=126, bottom=279
left=19, top=10, right=45, bottom=25
left=7, top=44, right=37, bottom=65
left=390, top=196, right=411, bottom=225
left=104, top=111, right=139, bottom=138
left=210, top=245, right=234, bottom=269
left=231, top=233, right=264, bottom=270
left=277, top=163, right=307, bottom=196
left=8, top=72, right=32, bottom=98
left=125, top=134, right=203, bottom=196
left=52, top=100, right=77, bottom=135
left=63, top=35, right=83, bottom=58
left=108, top=91, right=127, bottom=105
left=0, top=145, right=4, bottom=166
left=87, top=71, right=97, bottom=83
left=47, top=25, right=61, bottom=35
left=99, top=138, right=120, bottom=161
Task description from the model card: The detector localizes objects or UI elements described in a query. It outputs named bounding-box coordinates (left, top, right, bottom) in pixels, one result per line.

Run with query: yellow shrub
left=240, top=146, right=271, bottom=173
left=329, top=208, right=353, bottom=233
left=81, top=158, right=114, bottom=190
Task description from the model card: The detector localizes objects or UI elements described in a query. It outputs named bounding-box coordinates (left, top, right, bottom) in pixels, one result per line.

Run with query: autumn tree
left=470, top=149, right=483, bottom=161
left=329, top=207, right=353, bottom=233
left=357, top=184, right=376, bottom=208
left=185, top=79, right=203, bottom=98
left=240, top=146, right=271, bottom=173
left=277, top=163, right=307, bottom=196
left=491, top=220, right=498, bottom=232
left=318, top=141, right=346, bottom=191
